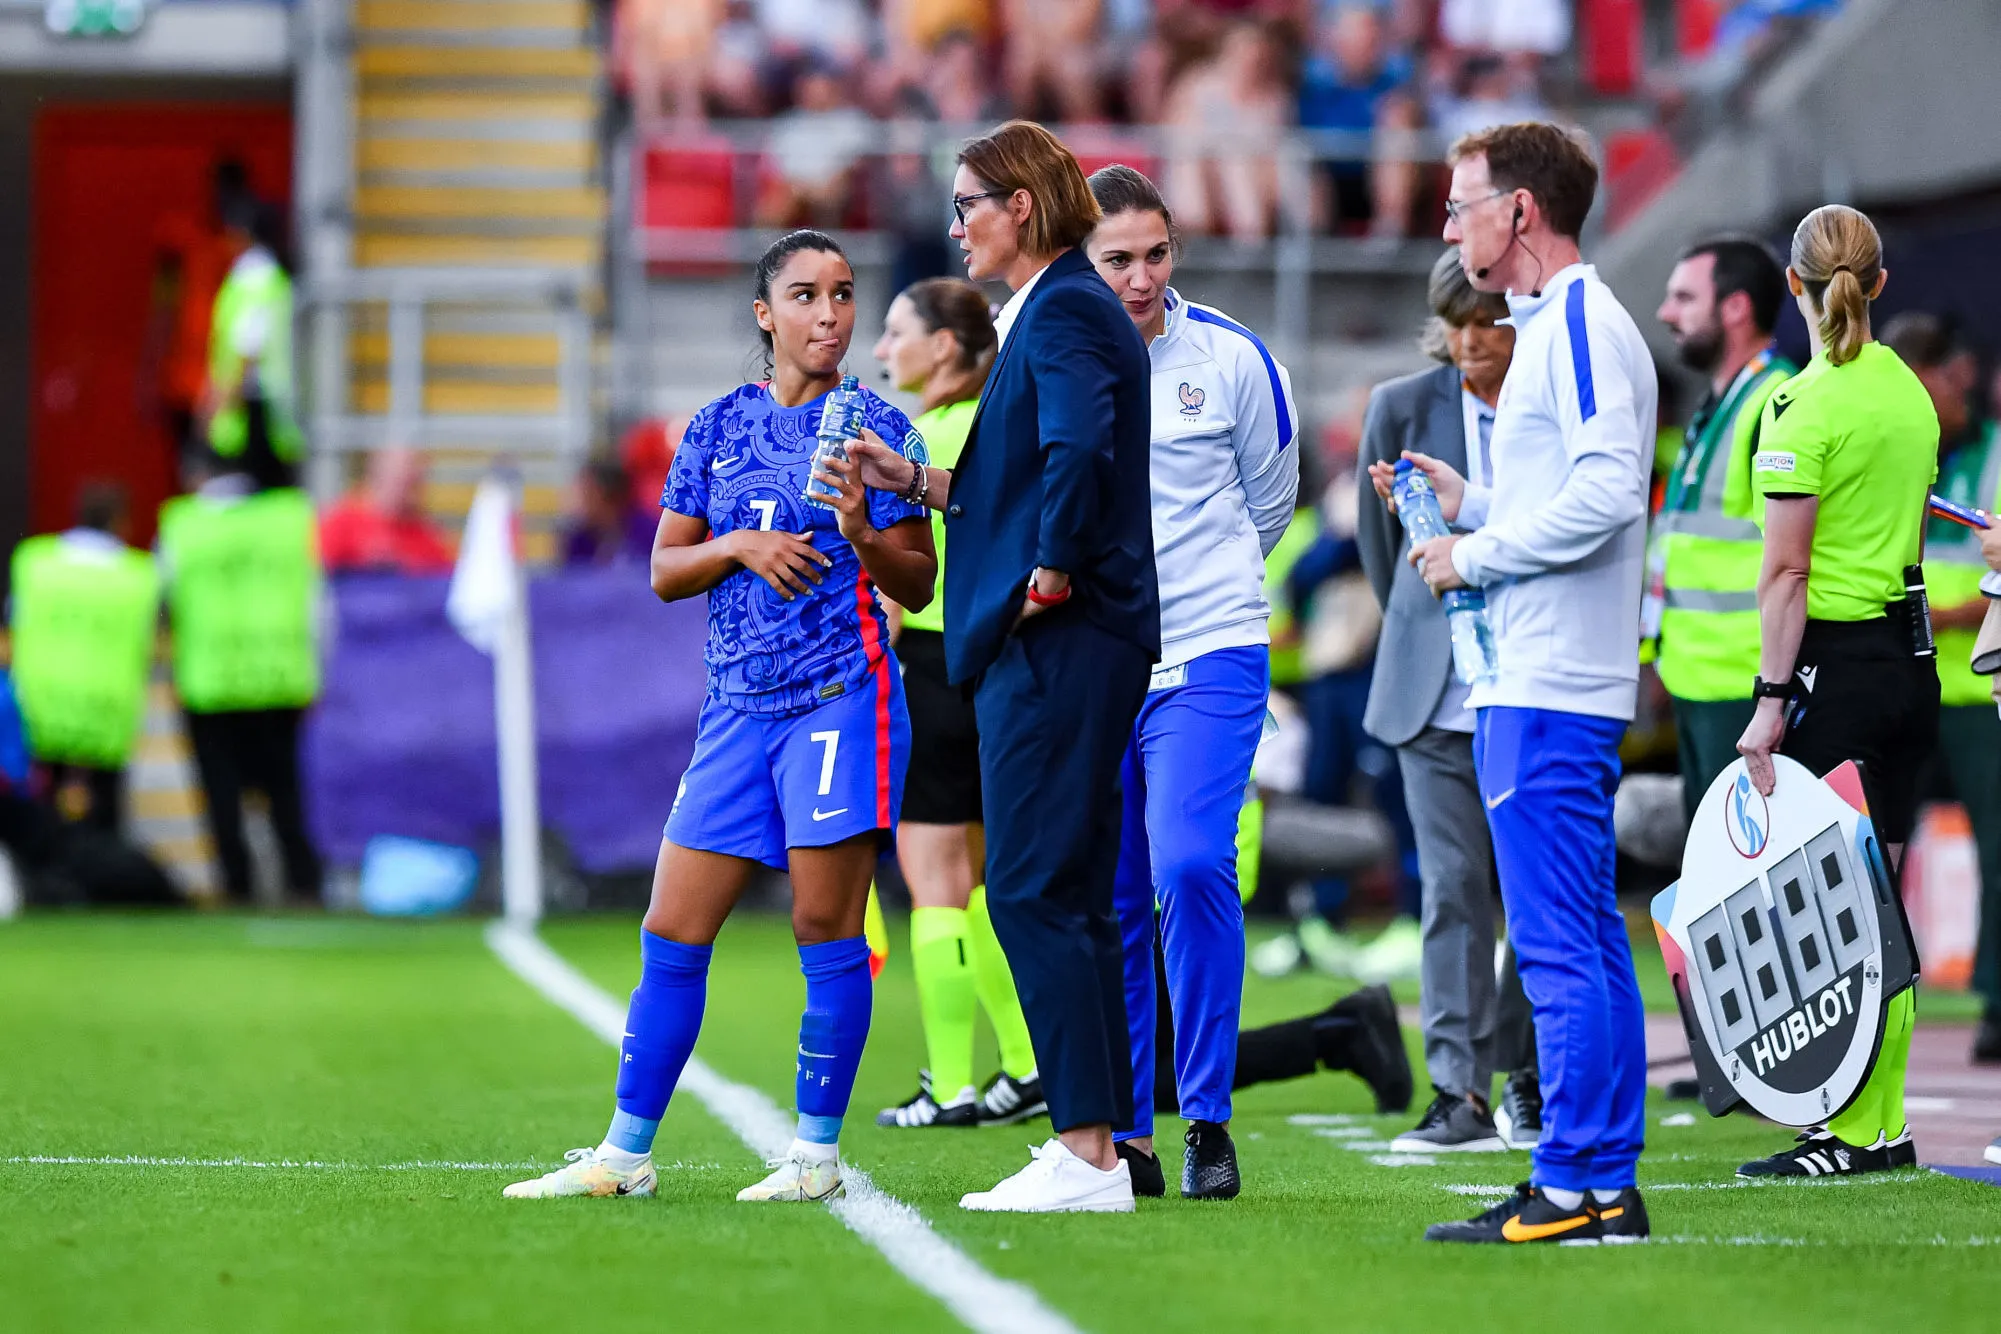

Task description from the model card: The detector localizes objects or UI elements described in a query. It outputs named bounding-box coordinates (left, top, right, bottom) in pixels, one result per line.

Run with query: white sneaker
left=736, top=1149, right=844, bottom=1202
left=1984, top=1135, right=1999, bottom=1167
left=959, top=1139, right=1135, bottom=1213
left=502, top=1146, right=656, bottom=1199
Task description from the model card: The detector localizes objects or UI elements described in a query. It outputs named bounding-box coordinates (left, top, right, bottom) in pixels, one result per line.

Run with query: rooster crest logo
left=1178, top=382, right=1205, bottom=417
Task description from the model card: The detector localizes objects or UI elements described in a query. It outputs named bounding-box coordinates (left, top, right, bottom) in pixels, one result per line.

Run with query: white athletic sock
left=789, top=1137, right=839, bottom=1164
left=1540, top=1186, right=1584, bottom=1210
left=1590, top=1188, right=1624, bottom=1205
left=595, top=1143, right=650, bottom=1171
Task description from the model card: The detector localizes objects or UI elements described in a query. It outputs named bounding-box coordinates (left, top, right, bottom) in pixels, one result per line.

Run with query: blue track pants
left=1113, top=646, right=1269, bottom=1138
left=1476, top=705, right=1646, bottom=1191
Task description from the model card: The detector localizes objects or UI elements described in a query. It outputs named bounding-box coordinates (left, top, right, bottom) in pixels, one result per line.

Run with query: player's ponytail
left=751, top=229, right=848, bottom=380
left=1789, top=204, right=1882, bottom=368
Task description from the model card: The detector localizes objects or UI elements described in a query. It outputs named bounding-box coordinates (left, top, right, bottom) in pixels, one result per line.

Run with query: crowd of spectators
left=618, top=2, right=1844, bottom=242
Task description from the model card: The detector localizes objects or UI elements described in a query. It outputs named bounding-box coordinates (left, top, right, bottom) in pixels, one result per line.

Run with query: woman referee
left=1735, top=204, right=1941, bottom=1178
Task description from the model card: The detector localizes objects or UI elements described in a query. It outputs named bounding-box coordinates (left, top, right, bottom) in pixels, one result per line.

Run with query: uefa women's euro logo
left=1726, top=772, right=1770, bottom=858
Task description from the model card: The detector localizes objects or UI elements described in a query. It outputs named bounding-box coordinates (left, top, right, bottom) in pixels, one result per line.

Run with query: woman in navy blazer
left=842, top=120, right=1159, bottom=1213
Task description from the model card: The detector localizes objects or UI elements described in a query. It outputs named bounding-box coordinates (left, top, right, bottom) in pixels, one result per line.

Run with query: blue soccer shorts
left=665, top=659, right=910, bottom=870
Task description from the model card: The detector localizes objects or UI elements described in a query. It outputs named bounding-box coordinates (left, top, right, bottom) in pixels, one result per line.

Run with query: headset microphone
left=1475, top=203, right=1525, bottom=281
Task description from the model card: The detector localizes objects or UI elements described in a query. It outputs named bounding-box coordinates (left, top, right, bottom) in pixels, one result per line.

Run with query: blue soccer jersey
left=663, top=382, right=928, bottom=718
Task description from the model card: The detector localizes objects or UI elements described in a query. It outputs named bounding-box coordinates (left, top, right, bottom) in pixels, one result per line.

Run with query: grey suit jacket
left=1355, top=363, right=1469, bottom=748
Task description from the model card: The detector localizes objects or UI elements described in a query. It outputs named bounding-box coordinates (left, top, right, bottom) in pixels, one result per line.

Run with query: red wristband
left=1026, top=579, right=1071, bottom=607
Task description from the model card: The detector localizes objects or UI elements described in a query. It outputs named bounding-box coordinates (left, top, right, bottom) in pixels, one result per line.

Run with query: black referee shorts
left=896, top=628, right=983, bottom=825
left=1782, top=616, right=1941, bottom=848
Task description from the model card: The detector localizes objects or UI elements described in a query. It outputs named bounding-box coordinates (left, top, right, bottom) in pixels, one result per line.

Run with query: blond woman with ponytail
left=1734, top=203, right=1944, bottom=1178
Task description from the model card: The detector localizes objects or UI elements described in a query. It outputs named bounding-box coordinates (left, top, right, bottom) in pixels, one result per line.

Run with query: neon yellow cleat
left=735, top=1151, right=843, bottom=1202
left=502, top=1147, right=656, bottom=1199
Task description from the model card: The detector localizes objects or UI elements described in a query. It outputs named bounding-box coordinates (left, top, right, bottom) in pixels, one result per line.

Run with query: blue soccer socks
left=795, top=936, right=874, bottom=1145
left=608, top=931, right=714, bottom=1154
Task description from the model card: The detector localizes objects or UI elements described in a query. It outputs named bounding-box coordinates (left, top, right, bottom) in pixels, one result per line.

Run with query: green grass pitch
left=2, top=911, right=1995, bottom=1333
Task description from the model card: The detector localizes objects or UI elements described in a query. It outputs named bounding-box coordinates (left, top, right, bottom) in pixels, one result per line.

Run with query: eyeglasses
left=1444, top=190, right=1510, bottom=224
left=951, top=191, right=1004, bottom=226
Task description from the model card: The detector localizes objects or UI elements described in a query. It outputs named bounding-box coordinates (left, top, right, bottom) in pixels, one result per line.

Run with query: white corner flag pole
left=447, top=471, right=543, bottom=927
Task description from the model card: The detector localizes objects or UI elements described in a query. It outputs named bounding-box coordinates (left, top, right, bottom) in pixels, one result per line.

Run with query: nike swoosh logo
left=1502, top=1213, right=1595, bottom=1242
left=1596, top=1205, right=1624, bottom=1221
left=811, top=807, right=849, bottom=821
left=1485, top=787, right=1516, bottom=810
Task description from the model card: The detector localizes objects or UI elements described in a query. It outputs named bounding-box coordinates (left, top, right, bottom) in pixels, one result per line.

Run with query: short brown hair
left=958, top=120, right=1102, bottom=257
left=1449, top=122, right=1599, bottom=240
left=1419, top=246, right=1509, bottom=362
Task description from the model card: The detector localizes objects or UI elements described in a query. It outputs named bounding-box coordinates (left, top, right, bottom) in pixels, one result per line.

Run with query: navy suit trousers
left=975, top=613, right=1151, bottom=1133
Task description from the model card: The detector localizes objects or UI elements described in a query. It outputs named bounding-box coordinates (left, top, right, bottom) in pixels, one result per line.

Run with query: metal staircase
left=297, top=0, right=607, bottom=562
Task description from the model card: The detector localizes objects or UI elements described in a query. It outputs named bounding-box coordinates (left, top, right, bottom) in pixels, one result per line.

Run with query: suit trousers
left=976, top=613, right=1151, bottom=1133
left=1399, top=726, right=1535, bottom=1101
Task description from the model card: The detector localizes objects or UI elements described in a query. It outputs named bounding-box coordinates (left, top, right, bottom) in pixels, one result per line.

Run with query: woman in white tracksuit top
left=1084, top=166, right=1300, bottom=1200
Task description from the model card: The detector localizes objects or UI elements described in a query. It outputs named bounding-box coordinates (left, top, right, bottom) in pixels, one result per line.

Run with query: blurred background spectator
left=319, top=448, right=456, bottom=575
left=1163, top=20, right=1295, bottom=244
left=1299, top=4, right=1420, bottom=238
left=562, top=459, right=657, bottom=568
left=756, top=61, right=876, bottom=227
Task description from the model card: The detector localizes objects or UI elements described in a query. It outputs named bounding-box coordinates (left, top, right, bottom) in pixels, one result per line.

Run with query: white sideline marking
left=485, top=923, right=1082, bottom=1334
left=4, top=1155, right=551, bottom=1171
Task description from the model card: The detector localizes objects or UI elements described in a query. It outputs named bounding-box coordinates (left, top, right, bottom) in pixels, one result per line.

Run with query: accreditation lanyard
left=1641, top=349, right=1775, bottom=641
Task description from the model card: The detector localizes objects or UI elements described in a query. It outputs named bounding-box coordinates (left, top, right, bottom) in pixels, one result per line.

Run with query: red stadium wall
left=29, top=103, right=291, bottom=544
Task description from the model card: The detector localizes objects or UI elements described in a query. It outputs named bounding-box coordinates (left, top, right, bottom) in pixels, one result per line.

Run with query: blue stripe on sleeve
left=1565, top=279, right=1596, bottom=422
left=1183, top=305, right=1293, bottom=449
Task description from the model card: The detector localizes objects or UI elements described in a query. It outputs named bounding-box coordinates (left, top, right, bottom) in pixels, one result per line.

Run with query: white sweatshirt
left=1148, top=289, right=1302, bottom=670
left=1448, top=263, right=1656, bottom=721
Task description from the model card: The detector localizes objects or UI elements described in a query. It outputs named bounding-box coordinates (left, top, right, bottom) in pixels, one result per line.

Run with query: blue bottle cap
left=1393, top=458, right=1414, bottom=476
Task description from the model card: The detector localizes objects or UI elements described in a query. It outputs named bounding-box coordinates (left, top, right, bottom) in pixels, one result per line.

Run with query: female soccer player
left=868, top=278, right=1045, bottom=1130
left=1083, top=165, right=1300, bottom=1199
left=504, top=230, right=936, bottom=1204
left=1735, top=204, right=1941, bottom=1177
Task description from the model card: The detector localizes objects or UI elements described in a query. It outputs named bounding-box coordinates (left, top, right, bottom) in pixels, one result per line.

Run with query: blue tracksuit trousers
left=1113, top=646, right=1269, bottom=1139
left=1475, top=705, right=1647, bottom=1191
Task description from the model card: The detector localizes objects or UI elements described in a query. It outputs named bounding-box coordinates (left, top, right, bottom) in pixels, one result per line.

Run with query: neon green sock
left=1828, top=988, right=1916, bottom=1145
left=909, top=907, right=977, bottom=1101
left=967, top=886, right=1037, bottom=1080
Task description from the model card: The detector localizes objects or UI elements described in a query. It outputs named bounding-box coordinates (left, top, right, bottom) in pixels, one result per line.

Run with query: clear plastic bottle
left=804, top=374, right=865, bottom=508
left=1392, top=459, right=1498, bottom=685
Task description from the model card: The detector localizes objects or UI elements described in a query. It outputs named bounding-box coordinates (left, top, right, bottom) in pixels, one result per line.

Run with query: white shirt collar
left=1501, top=261, right=1593, bottom=326
left=992, top=259, right=1056, bottom=352
left=59, top=528, right=126, bottom=558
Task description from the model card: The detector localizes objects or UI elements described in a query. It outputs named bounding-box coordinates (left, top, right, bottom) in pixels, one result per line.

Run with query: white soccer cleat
left=959, top=1138, right=1136, bottom=1213
left=502, top=1147, right=656, bottom=1199
left=736, top=1150, right=844, bottom=1202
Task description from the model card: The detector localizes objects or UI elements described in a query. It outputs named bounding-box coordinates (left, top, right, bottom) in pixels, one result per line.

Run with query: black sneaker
left=1494, top=1071, right=1542, bottom=1151
left=1886, top=1128, right=1917, bottom=1168
left=1313, top=984, right=1414, bottom=1114
left=1973, top=1009, right=2001, bottom=1065
left=1589, top=1186, right=1650, bottom=1243
left=1737, top=1131, right=1895, bottom=1178
left=1182, top=1121, right=1240, bottom=1200
left=1116, top=1141, right=1166, bottom=1198
left=1391, top=1090, right=1505, bottom=1153
left=975, top=1070, right=1047, bottom=1126
left=1425, top=1182, right=1601, bottom=1244
left=876, top=1072, right=980, bottom=1128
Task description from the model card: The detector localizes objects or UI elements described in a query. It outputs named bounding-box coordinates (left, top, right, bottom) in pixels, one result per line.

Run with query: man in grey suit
left=1356, top=249, right=1539, bottom=1152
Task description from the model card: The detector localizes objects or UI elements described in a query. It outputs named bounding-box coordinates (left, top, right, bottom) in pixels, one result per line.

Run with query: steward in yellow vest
left=203, top=196, right=303, bottom=489
left=1649, top=238, right=1794, bottom=822
left=156, top=475, right=324, bottom=902
left=8, top=500, right=160, bottom=830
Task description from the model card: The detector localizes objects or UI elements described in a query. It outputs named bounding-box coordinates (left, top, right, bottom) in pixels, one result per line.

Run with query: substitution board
left=1650, top=757, right=1917, bottom=1125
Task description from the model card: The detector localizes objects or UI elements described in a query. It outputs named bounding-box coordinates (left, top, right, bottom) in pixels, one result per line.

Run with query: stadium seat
left=639, top=139, right=738, bottom=234
left=1579, top=0, right=1644, bottom=96
left=1602, top=128, right=1681, bottom=232
left=1678, top=0, right=1725, bottom=57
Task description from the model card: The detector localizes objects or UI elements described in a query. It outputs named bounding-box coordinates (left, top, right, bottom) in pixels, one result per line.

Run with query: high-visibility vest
left=1925, top=423, right=2001, bottom=708
left=8, top=535, right=160, bottom=768
left=157, top=488, right=321, bottom=712
left=1264, top=508, right=1320, bottom=688
left=1649, top=352, right=1794, bottom=702
left=207, top=248, right=304, bottom=463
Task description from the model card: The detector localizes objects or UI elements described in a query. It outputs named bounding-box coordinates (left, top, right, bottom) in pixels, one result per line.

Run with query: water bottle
left=804, top=375, right=865, bottom=508
left=1392, top=459, right=1498, bottom=685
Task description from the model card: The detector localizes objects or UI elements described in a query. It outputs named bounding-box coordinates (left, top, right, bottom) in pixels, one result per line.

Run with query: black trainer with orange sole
left=1424, top=1182, right=1601, bottom=1244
